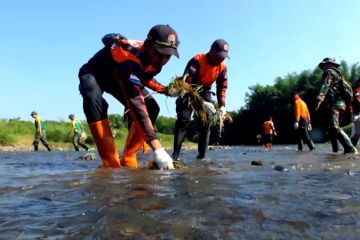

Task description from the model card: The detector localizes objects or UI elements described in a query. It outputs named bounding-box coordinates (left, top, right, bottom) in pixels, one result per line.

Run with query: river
left=1, top=144, right=360, bottom=239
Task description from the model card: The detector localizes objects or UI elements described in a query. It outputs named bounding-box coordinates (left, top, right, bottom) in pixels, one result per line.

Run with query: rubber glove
left=308, top=123, right=312, bottom=131
left=202, top=101, right=216, bottom=116
left=294, top=121, right=299, bottom=130
left=154, top=148, right=175, bottom=170
left=352, top=114, right=360, bottom=122
left=219, top=106, right=226, bottom=119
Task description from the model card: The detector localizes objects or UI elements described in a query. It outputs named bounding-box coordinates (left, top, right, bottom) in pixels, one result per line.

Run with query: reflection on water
left=1, top=145, right=360, bottom=239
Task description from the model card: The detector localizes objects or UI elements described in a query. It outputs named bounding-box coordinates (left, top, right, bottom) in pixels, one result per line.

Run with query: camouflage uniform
left=316, top=58, right=356, bottom=153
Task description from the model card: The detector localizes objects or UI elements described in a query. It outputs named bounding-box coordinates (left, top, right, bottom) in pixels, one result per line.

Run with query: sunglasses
left=154, top=39, right=179, bottom=49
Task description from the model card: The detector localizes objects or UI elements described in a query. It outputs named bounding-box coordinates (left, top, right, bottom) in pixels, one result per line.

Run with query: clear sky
left=1, top=0, right=360, bottom=121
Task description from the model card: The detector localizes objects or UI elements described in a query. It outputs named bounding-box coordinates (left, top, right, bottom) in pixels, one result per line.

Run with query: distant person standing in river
left=293, top=93, right=315, bottom=151
left=68, top=114, right=89, bottom=151
left=350, top=77, right=360, bottom=148
left=262, top=116, right=276, bottom=150
left=30, top=111, right=51, bottom=151
left=315, top=57, right=357, bottom=154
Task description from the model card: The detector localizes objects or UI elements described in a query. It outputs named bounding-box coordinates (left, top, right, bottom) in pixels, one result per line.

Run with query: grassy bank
left=0, top=119, right=192, bottom=151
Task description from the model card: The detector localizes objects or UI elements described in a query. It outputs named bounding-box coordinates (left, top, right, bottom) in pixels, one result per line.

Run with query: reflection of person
left=350, top=77, right=360, bottom=147
left=262, top=116, right=276, bottom=150
left=30, top=111, right=51, bottom=151
left=172, top=39, right=229, bottom=160
left=315, top=58, right=357, bottom=154
left=78, top=24, right=179, bottom=169
left=293, top=93, right=315, bottom=151
left=68, top=114, right=89, bottom=151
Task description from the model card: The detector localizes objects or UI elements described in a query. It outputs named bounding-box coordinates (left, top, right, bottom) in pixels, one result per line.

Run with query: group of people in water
left=262, top=58, right=360, bottom=154
left=31, top=24, right=360, bottom=170
left=30, top=111, right=89, bottom=152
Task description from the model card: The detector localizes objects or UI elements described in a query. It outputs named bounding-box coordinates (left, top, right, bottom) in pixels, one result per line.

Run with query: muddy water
left=1, top=145, right=360, bottom=239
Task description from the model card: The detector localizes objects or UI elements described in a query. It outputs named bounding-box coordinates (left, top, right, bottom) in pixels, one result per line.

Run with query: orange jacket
left=294, top=97, right=310, bottom=122
left=110, top=39, right=165, bottom=93
left=184, top=53, right=228, bottom=107
left=263, top=120, right=274, bottom=135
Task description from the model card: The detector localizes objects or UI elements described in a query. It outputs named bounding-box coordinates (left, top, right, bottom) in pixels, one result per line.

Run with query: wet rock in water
left=147, top=160, right=185, bottom=170
left=251, top=160, right=264, bottom=166
left=274, top=165, right=289, bottom=172
left=138, top=199, right=167, bottom=211
left=184, top=228, right=217, bottom=240
left=76, top=152, right=96, bottom=161
left=346, top=170, right=356, bottom=176
left=38, top=197, right=52, bottom=201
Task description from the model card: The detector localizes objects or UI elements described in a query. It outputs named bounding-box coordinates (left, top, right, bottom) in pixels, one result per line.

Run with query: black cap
left=68, top=114, right=75, bottom=119
left=147, top=24, right=179, bottom=58
left=30, top=111, right=37, bottom=116
left=211, top=39, right=229, bottom=59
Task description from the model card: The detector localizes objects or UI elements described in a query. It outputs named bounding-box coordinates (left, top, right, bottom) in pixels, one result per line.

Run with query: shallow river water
left=1, top=144, right=360, bottom=239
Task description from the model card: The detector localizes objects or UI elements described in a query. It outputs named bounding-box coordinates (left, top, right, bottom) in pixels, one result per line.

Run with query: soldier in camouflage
left=315, top=58, right=357, bottom=154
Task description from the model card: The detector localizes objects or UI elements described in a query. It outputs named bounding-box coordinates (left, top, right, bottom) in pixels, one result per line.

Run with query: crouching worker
left=78, top=24, right=179, bottom=169
left=68, top=114, right=89, bottom=151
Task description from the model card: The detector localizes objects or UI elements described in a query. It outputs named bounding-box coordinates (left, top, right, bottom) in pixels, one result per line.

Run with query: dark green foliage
left=217, top=61, right=360, bottom=145
left=155, top=116, right=176, bottom=134
left=108, top=114, right=125, bottom=129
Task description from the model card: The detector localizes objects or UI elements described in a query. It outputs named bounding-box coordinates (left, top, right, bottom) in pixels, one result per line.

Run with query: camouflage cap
left=318, top=57, right=340, bottom=69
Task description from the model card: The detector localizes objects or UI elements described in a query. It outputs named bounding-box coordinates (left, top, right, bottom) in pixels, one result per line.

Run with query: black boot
left=329, top=131, right=339, bottom=153
left=351, top=137, right=358, bottom=148
left=307, top=140, right=315, bottom=151
left=45, top=144, right=51, bottom=151
left=297, top=140, right=303, bottom=151
left=80, top=143, right=89, bottom=151
left=33, top=141, right=39, bottom=151
left=337, top=129, right=357, bottom=154
left=172, top=128, right=187, bottom=160
left=197, top=129, right=210, bottom=159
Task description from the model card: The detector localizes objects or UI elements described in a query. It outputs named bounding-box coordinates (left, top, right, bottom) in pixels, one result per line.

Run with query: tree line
left=217, top=60, right=360, bottom=145
left=1, top=60, right=359, bottom=148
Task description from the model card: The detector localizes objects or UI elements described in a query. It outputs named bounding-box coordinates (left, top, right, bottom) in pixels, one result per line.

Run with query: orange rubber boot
left=121, top=124, right=145, bottom=167
left=89, top=119, right=121, bottom=168
left=143, top=141, right=148, bottom=154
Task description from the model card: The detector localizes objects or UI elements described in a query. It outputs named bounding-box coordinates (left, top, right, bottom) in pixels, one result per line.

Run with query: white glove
left=219, top=106, right=226, bottom=119
left=352, top=114, right=360, bottom=122
left=308, top=123, right=312, bottom=131
left=154, top=148, right=174, bottom=170
left=294, top=121, right=299, bottom=130
left=202, top=101, right=216, bottom=116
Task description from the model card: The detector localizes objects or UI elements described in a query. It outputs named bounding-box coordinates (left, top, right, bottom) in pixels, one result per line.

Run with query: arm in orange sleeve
left=142, top=78, right=166, bottom=93
left=306, top=108, right=311, bottom=122
left=294, top=101, right=301, bottom=122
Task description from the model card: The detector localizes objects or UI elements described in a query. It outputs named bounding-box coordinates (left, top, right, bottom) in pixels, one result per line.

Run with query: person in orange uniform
left=30, top=111, right=51, bottom=151
left=172, top=39, right=229, bottom=160
left=78, top=24, right=179, bottom=169
left=293, top=93, right=315, bottom=151
left=262, top=116, right=276, bottom=150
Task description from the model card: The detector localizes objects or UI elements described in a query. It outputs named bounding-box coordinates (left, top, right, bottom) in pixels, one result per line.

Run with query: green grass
left=0, top=119, right=195, bottom=151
